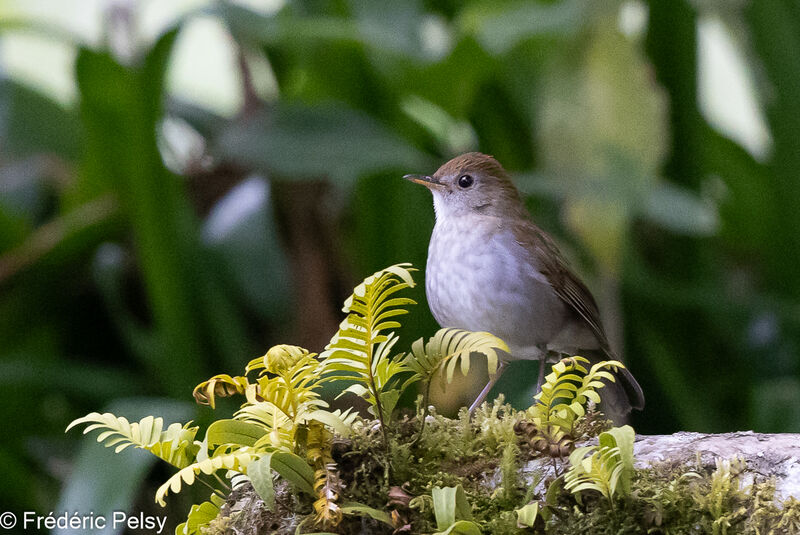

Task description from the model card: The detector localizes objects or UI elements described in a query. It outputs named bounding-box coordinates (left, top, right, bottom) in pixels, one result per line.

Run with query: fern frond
left=303, top=408, right=358, bottom=438
left=564, top=444, right=624, bottom=499
left=193, top=374, right=250, bottom=409
left=246, top=344, right=311, bottom=375
left=321, top=264, right=416, bottom=427
left=564, top=425, right=635, bottom=501
left=234, top=401, right=295, bottom=449
left=402, top=328, right=510, bottom=390
left=250, top=354, right=325, bottom=422
left=155, top=449, right=257, bottom=506
left=531, top=356, right=625, bottom=431
left=66, top=413, right=199, bottom=468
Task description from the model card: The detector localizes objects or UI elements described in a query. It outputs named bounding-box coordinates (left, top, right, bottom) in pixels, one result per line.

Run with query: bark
left=632, top=431, right=800, bottom=501
left=521, top=431, right=800, bottom=501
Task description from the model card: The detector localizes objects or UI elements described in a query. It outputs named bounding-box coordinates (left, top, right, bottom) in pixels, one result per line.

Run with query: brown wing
left=513, top=220, right=645, bottom=413
left=514, top=220, right=612, bottom=353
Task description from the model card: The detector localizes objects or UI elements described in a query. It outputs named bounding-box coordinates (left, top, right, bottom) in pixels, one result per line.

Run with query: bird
left=404, top=152, right=644, bottom=419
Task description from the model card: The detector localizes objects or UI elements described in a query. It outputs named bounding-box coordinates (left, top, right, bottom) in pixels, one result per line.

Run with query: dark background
left=2, top=0, right=799, bottom=528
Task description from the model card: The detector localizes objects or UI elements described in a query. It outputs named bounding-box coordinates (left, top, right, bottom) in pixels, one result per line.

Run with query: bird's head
left=405, top=152, right=526, bottom=219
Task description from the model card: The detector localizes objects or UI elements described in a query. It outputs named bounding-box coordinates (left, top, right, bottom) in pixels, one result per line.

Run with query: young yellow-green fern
left=401, top=327, right=509, bottom=442
left=65, top=414, right=200, bottom=468
left=564, top=425, right=635, bottom=504
left=522, top=356, right=624, bottom=456
left=402, top=327, right=509, bottom=391
left=321, top=263, right=417, bottom=440
left=532, top=356, right=625, bottom=430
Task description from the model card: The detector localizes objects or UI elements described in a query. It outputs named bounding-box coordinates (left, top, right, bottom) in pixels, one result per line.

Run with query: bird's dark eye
left=458, top=174, right=474, bottom=188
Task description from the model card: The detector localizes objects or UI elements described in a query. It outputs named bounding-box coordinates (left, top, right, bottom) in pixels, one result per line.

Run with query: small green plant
left=321, top=264, right=418, bottom=447
left=696, top=456, right=748, bottom=535
left=520, top=356, right=624, bottom=458
left=401, top=327, right=509, bottom=442
left=66, top=263, right=511, bottom=533
left=563, top=425, right=635, bottom=505
left=430, top=485, right=482, bottom=535
left=67, top=262, right=651, bottom=534
left=514, top=502, right=539, bottom=529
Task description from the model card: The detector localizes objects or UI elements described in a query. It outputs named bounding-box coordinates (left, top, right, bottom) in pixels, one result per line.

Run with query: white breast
left=425, top=214, right=569, bottom=359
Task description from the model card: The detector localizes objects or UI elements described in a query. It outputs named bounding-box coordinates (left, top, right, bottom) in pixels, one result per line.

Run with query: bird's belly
left=426, top=223, right=567, bottom=358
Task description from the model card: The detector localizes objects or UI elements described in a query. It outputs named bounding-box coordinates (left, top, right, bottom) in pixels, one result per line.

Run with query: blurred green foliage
left=1, top=0, right=800, bottom=525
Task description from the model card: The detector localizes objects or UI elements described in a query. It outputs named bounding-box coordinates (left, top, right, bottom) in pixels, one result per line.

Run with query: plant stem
left=412, top=379, right=433, bottom=447
left=198, top=475, right=228, bottom=500
left=213, top=472, right=231, bottom=491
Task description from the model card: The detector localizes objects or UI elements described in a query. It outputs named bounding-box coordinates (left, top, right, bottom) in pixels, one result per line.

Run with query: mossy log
left=633, top=432, right=800, bottom=501
left=206, top=412, right=800, bottom=534
left=519, top=431, right=800, bottom=502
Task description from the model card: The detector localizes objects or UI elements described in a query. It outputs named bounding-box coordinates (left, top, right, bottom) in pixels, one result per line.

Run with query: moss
left=206, top=401, right=800, bottom=534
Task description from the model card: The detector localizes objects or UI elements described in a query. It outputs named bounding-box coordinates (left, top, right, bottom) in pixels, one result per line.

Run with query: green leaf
left=378, top=388, right=401, bottom=418
left=598, top=425, right=635, bottom=495
left=212, top=105, right=428, bottom=186
left=340, top=502, right=394, bottom=526
left=432, top=485, right=472, bottom=530
left=461, top=0, right=585, bottom=54
left=515, top=502, right=539, bottom=528
left=563, top=425, right=635, bottom=501
left=175, top=494, right=224, bottom=535
left=322, top=264, right=417, bottom=422
left=269, top=451, right=315, bottom=496
left=215, top=2, right=428, bottom=59
left=434, top=520, right=482, bottom=535
left=66, top=412, right=199, bottom=468
left=247, top=453, right=276, bottom=510
left=0, top=78, right=82, bottom=160
left=156, top=450, right=256, bottom=506
left=402, top=328, right=509, bottom=392
left=305, top=409, right=353, bottom=437
left=206, top=419, right=267, bottom=448
left=643, top=182, right=719, bottom=235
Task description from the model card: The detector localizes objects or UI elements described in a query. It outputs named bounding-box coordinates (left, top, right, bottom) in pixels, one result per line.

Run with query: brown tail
left=581, top=349, right=645, bottom=423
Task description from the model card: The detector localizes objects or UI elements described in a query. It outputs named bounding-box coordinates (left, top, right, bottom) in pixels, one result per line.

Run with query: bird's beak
left=403, top=174, right=444, bottom=189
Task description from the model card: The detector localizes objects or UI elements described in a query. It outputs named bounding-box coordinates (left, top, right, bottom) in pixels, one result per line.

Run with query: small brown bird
left=405, top=152, right=644, bottom=418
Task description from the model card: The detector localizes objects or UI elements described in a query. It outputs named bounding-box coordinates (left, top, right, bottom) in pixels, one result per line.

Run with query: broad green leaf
left=212, top=104, right=428, bottom=185
left=0, top=78, right=82, bottom=160
left=515, top=502, right=539, bottom=528
left=175, top=494, right=224, bottom=535
left=434, top=520, right=482, bottom=535
left=461, top=0, right=586, bottom=54
left=598, top=425, right=635, bottom=494
left=432, top=485, right=472, bottom=530
left=247, top=453, right=276, bottom=510
left=269, top=451, right=315, bottom=496
left=305, top=409, right=351, bottom=437
left=340, top=502, right=393, bottom=526
left=206, top=419, right=267, bottom=447
left=378, top=389, right=401, bottom=419
left=644, top=182, right=719, bottom=236
left=215, top=2, right=429, bottom=59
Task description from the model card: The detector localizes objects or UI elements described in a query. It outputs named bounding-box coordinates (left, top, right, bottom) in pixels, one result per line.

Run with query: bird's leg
left=469, top=361, right=507, bottom=414
left=535, top=347, right=550, bottom=394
